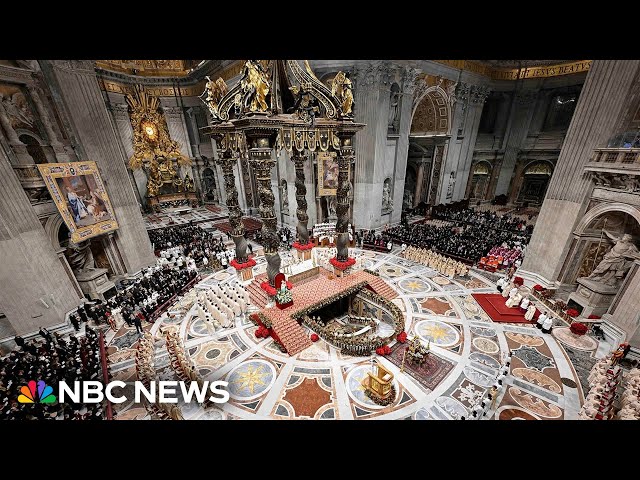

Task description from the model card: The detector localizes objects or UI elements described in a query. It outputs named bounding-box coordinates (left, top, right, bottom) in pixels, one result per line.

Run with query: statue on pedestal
left=586, top=232, right=639, bottom=286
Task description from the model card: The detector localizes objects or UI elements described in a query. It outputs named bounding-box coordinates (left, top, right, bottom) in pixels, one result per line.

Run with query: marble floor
left=107, top=247, right=603, bottom=420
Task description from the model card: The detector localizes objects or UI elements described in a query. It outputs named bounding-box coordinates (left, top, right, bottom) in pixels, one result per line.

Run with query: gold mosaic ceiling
left=95, top=60, right=202, bottom=77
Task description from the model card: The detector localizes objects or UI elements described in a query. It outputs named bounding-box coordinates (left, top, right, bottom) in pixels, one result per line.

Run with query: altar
left=283, top=258, right=320, bottom=284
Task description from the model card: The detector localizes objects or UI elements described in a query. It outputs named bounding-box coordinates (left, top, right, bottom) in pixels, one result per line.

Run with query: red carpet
left=472, top=293, right=537, bottom=324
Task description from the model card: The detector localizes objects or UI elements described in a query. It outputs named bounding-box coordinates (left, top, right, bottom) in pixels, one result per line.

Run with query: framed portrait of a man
left=37, top=161, right=119, bottom=243
left=317, top=151, right=341, bottom=196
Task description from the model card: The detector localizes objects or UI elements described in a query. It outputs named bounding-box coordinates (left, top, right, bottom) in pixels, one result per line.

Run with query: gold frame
left=38, top=161, right=119, bottom=243
left=317, top=151, right=340, bottom=196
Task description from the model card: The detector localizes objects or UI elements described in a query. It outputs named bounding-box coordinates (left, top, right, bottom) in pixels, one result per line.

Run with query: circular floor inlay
left=346, top=365, right=397, bottom=409
left=561, top=377, right=578, bottom=389
left=472, top=337, right=500, bottom=354
left=398, top=278, right=432, bottom=294
left=226, top=359, right=276, bottom=401
left=552, top=327, right=598, bottom=351
left=415, top=319, right=460, bottom=347
left=432, top=276, right=451, bottom=286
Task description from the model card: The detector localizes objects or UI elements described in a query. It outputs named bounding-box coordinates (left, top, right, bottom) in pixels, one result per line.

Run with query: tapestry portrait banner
left=317, top=151, right=339, bottom=196
left=37, top=161, right=119, bottom=243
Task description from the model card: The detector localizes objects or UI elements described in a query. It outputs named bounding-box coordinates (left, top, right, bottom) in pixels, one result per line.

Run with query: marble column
left=247, top=130, right=280, bottom=285
left=352, top=61, right=394, bottom=230
left=520, top=60, right=640, bottom=286
left=414, top=162, right=425, bottom=207
left=494, top=90, right=538, bottom=197
left=0, top=143, right=80, bottom=336
left=429, top=142, right=447, bottom=204
left=216, top=148, right=248, bottom=263
left=44, top=60, right=156, bottom=273
left=391, top=66, right=420, bottom=224
left=292, top=153, right=310, bottom=244
left=603, top=260, right=640, bottom=347
left=335, top=132, right=355, bottom=262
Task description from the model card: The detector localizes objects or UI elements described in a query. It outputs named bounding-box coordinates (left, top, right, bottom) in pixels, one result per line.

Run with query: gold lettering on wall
left=433, top=60, right=592, bottom=80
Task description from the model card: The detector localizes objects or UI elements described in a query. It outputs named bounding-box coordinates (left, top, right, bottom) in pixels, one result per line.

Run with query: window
left=543, top=93, right=578, bottom=131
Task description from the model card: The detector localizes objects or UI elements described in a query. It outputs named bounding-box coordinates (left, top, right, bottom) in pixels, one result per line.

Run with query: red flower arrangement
left=588, top=314, right=601, bottom=319
left=292, top=241, right=314, bottom=251
left=329, top=257, right=356, bottom=271
left=533, top=284, right=544, bottom=291
left=513, top=276, right=524, bottom=286
left=376, top=345, right=392, bottom=356
left=397, top=332, right=408, bottom=343
left=570, top=322, right=588, bottom=336
left=255, top=325, right=270, bottom=338
left=566, top=308, right=579, bottom=318
left=260, top=280, right=293, bottom=296
left=230, top=258, right=256, bottom=270
left=310, top=333, right=319, bottom=342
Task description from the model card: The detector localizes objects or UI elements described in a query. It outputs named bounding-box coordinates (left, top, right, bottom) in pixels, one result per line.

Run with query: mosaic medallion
left=512, top=345, right=555, bottom=372
left=509, top=387, right=562, bottom=418
left=226, top=359, right=276, bottom=401
left=345, top=365, right=397, bottom=409
left=380, top=265, right=409, bottom=278
left=415, top=320, right=460, bottom=347
left=398, top=278, right=432, bottom=294
left=463, top=366, right=495, bottom=387
left=505, top=332, right=545, bottom=347
left=497, top=406, right=539, bottom=420
left=472, top=337, right=500, bottom=354
left=511, top=368, right=561, bottom=393
left=436, top=396, right=468, bottom=419
left=213, top=271, right=232, bottom=281
left=190, top=318, right=214, bottom=337
left=552, top=327, right=598, bottom=351
left=432, top=276, right=451, bottom=286
left=469, top=352, right=501, bottom=369
left=471, top=326, right=497, bottom=337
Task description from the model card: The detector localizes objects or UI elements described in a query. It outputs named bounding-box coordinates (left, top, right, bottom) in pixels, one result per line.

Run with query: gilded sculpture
left=125, top=85, right=190, bottom=197
left=331, top=71, right=354, bottom=116
left=239, top=60, right=270, bottom=113
left=200, top=76, right=228, bottom=119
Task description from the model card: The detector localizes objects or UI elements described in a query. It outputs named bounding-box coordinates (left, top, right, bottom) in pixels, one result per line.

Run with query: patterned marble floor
left=107, top=247, right=600, bottom=420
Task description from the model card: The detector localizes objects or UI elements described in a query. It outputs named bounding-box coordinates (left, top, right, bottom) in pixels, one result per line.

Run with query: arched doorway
left=468, top=161, right=492, bottom=201
left=516, top=161, right=553, bottom=205
left=18, top=133, right=48, bottom=164
left=201, top=167, right=217, bottom=202
left=404, top=163, right=417, bottom=209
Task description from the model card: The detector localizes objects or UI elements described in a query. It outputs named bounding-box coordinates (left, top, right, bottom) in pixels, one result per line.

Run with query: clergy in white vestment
left=520, top=297, right=530, bottom=312
left=537, top=312, right=548, bottom=329
left=524, top=304, right=536, bottom=321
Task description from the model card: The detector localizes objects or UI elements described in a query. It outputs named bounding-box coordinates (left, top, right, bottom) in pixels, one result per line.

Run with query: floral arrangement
left=566, top=308, right=579, bottom=318
left=310, top=333, right=319, bottom=342
left=588, top=314, right=601, bottom=319
left=255, top=325, right=270, bottom=338
left=260, top=280, right=293, bottom=296
left=275, top=284, right=293, bottom=305
left=292, top=241, right=314, bottom=251
left=533, top=284, right=544, bottom=291
left=513, top=276, right=524, bottom=286
left=329, top=257, right=356, bottom=271
left=230, top=258, right=256, bottom=270
left=570, top=322, right=588, bottom=336
left=375, top=345, right=392, bottom=356
left=397, top=331, right=408, bottom=343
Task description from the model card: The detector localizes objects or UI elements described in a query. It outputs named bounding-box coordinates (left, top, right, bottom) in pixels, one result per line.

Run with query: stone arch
left=410, top=87, right=451, bottom=136
left=514, top=159, right=555, bottom=205
left=574, top=203, right=640, bottom=236
left=467, top=160, right=493, bottom=201
left=17, top=131, right=48, bottom=164
left=44, top=213, right=67, bottom=250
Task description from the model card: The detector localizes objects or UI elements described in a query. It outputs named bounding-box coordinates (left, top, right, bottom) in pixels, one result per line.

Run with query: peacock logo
left=18, top=380, right=57, bottom=404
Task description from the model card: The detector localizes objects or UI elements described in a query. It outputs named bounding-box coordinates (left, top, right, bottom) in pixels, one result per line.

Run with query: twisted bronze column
left=247, top=132, right=281, bottom=285
left=335, top=133, right=354, bottom=262
left=292, top=153, right=309, bottom=244
left=217, top=151, right=248, bottom=263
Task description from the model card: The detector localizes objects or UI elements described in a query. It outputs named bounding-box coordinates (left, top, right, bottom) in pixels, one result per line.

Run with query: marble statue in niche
left=382, top=178, right=393, bottom=212
left=585, top=231, right=639, bottom=286
left=388, top=84, right=400, bottom=132
left=280, top=179, right=289, bottom=214
left=446, top=171, right=456, bottom=200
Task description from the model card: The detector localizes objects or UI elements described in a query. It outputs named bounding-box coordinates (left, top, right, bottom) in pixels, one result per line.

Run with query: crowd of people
left=386, top=212, right=530, bottom=264
left=433, top=207, right=534, bottom=235
left=402, top=246, right=469, bottom=277
left=0, top=326, right=106, bottom=420
left=195, top=284, right=251, bottom=334
left=149, top=224, right=234, bottom=268
left=359, top=230, right=393, bottom=252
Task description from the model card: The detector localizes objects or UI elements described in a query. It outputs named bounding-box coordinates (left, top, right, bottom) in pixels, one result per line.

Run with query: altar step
left=246, top=279, right=271, bottom=310
left=272, top=317, right=312, bottom=356
left=366, top=277, right=398, bottom=301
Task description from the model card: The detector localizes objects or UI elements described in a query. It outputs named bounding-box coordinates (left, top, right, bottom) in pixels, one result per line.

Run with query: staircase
left=246, top=279, right=271, bottom=309
left=272, top=317, right=312, bottom=356
left=366, top=277, right=398, bottom=300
